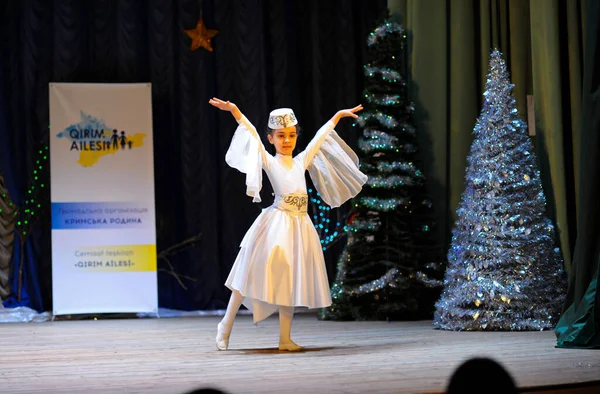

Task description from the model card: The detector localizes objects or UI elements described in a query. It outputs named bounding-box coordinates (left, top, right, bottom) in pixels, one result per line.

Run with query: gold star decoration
left=184, top=18, right=218, bottom=52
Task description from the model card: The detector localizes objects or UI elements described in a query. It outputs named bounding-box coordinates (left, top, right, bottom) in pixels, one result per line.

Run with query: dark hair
left=446, top=357, right=517, bottom=394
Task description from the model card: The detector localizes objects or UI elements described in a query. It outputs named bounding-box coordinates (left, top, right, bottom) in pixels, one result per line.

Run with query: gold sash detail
left=273, top=193, right=308, bottom=214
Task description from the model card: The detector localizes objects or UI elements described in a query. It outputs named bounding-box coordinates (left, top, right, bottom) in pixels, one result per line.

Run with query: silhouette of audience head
left=183, top=388, right=228, bottom=394
left=446, top=357, right=517, bottom=394
left=181, top=358, right=517, bottom=394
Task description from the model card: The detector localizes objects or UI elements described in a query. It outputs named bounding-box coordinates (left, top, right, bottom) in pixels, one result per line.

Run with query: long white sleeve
left=306, top=130, right=368, bottom=208
left=300, top=120, right=336, bottom=169
left=225, top=115, right=270, bottom=202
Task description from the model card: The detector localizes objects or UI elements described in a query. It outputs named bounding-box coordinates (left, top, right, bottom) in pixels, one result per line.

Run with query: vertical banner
left=49, top=83, right=157, bottom=315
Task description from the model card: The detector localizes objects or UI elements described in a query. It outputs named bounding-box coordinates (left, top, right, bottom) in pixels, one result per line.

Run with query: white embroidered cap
left=268, top=108, right=298, bottom=129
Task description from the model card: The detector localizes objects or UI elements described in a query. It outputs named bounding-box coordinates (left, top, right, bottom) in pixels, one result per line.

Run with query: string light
left=308, top=188, right=347, bottom=251
left=15, top=145, right=49, bottom=237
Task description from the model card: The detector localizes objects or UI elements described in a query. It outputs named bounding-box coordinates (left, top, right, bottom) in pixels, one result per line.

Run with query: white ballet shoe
left=279, top=339, right=304, bottom=352
left=216, top=322, right=230, bottom=351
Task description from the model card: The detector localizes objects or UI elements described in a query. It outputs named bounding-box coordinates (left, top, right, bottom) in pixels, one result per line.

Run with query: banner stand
left=49, top=83, right=158, bottom=316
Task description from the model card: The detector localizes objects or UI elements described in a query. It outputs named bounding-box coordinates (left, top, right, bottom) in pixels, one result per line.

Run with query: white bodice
left=225, top=114, right=367, bottom=208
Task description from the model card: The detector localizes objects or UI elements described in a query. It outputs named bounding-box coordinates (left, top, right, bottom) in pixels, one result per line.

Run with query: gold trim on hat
left=269, top=113, right=297, bottom=129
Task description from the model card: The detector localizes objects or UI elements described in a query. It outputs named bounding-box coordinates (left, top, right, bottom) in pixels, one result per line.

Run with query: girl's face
left=268, top=126, right=297, bottom=156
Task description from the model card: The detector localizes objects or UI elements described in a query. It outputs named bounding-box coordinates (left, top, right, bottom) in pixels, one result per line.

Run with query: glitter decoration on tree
left=319, top=16, right=443, bottom=321
left=433, top=49, right=568, bottom=331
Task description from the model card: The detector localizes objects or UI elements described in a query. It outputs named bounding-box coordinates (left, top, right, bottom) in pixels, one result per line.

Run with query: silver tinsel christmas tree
left=319, top=16, right=443, bottom=321
left=433, top=49, right=568, bottom=331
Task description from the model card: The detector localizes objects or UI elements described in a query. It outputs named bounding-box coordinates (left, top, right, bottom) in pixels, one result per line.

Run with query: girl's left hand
left=335, top=105, right=363, bottom=122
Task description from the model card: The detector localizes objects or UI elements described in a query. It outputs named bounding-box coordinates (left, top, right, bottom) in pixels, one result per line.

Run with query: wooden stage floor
left=2, top=313, right=599, bottom=394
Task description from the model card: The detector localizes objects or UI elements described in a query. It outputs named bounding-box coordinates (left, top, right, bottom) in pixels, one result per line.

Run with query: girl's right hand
left=209, top=97, right=242, bottom=120
left=209, top=97, right=237, bottom=112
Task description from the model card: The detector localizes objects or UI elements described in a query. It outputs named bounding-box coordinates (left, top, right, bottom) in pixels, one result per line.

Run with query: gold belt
left=273, top=193, right=308, bottom=214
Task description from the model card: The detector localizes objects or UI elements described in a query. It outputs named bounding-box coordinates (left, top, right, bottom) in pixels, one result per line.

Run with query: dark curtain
left=387, top=0, right=598, bottom=345
left=0, top=0, right=387, bottom=312
left=555, top=0, right=600, bottom=348
left=389, top=0, right=585, bottom=272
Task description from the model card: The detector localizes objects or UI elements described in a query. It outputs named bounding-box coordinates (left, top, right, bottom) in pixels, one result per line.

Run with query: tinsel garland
left=364, top=66, right=401, bottom=82
left=433, top=49, right=567, bottom=331
left=367, top=22, right=405, bottom=46
left=356, top=112, right=398, bottom=129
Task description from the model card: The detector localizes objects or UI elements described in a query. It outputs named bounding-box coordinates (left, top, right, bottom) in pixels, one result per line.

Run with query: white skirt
left=225, top=204, right=332, bottom=323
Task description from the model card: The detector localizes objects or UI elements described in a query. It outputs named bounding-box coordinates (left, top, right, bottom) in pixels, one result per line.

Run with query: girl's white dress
left=224, top=115, right=367, bottom=323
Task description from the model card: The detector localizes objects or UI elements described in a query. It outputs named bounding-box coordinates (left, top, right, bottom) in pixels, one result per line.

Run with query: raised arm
left=301, top=104, right=363, bottom=168
left=209, top=98, right=269, bottom=167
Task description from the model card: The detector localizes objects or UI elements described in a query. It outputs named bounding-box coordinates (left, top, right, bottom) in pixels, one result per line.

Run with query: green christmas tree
left=319, top=18, right=443, bottom=321
left=433, top=49, right=567, bottom=331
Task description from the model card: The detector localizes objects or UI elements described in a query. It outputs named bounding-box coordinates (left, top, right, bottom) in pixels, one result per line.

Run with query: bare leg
left=216, top=289, right=244, bottom=350
left=278, top=306, right=303, bottom=351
